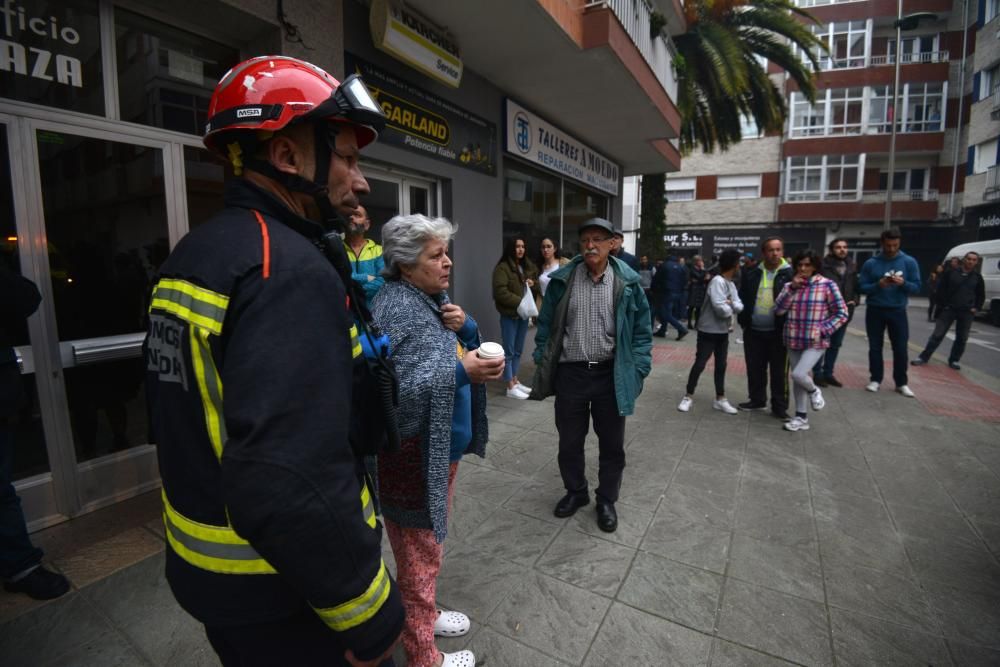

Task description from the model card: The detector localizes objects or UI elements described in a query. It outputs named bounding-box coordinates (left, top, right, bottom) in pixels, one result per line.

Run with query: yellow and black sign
left=347, top=53, right=495, bottom=176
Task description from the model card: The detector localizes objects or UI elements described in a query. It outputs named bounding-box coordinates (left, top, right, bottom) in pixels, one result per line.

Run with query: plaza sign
left=0, top=0, right=84, bottom=87
left=504, top=99, right=620, bottom=196
left=369, top=0, right=462, bottom=88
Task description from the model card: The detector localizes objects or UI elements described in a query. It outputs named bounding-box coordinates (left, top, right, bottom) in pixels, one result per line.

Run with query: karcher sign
left=370, top=0, right=462, bottom=88
left=504, top=99, right=620, bottom=196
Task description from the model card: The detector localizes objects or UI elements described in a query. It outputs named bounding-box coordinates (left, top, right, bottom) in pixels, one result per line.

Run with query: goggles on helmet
left=204, top=73, right=385, bottom=139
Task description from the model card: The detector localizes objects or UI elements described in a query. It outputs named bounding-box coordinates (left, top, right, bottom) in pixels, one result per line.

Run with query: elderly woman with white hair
left=371, top=214, right=502, bottom=667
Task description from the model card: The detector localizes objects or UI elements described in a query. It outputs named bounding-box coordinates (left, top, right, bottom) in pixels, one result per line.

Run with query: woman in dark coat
left=491, top=236, right=539, bottom=399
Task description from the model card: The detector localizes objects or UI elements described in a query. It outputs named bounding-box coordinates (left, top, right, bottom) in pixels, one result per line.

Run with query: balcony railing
left=986, top=166, right=1000, bottom=201
left=585, top=0, right=679, bottom=101
left=869, top=51, right=950, bottom=66
left=784, top=189, right=939, bottom=203
left=861, top=189, right=939, bottom=202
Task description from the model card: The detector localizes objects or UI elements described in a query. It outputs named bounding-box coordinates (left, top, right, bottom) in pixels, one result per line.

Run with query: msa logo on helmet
left=236, top=108, right=263, bottom=119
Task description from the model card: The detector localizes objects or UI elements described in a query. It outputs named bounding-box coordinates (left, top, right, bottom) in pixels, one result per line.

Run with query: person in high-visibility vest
left=144, top=56, right=404, bottom=667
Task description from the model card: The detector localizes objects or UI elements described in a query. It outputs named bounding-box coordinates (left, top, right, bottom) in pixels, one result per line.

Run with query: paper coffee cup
left=478, top=342, right=505, bottom=359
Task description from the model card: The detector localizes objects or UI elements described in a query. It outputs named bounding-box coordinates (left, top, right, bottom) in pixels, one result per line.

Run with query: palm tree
left=673, top=0, right=826, bottom=154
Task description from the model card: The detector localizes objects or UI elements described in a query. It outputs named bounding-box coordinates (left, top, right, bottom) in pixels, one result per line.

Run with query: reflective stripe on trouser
left=312, top=559, right=392, bottom=631
left=162, top=490, right=276, bottom=575
left=350, top=324, right=362, bottom=358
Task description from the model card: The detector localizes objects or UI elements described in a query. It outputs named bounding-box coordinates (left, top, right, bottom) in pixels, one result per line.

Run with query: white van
left=942, top=240, right=1000, bottom=325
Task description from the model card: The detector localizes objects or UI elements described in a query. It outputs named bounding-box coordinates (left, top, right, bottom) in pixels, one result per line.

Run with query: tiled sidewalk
left=2, top=321, right=999, bottom=666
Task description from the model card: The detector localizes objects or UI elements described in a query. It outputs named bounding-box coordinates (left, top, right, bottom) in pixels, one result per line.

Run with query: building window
left=786, top=155, right=861, bottom=201
left=665, top=177, right=696, bottom=202
left=114, top=9, right=242, bottom=135
left=790, top=93, right=826, bottom=136
left=828, top=87, right=864, bottom=135
left=987, top=0, right=1000, bottom=23
left=717, top=175, right=761, bottom=199
left=877, top=168, right=929, bottom=198
left=739, top=114, right=762, bottom=139
left=867, top=83, right=944, bottom=134
left=887, top=34, right=939, bottom=64
left=806, top=21, right=867, bottom=70
left=982, top=64, right=1000, bottom=101
left=974, top=139, right=999, bottom=175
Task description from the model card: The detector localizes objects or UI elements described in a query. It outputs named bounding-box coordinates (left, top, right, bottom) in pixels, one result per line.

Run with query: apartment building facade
left=664, top=0, right=997, bottom=271
left=1, top=0, right=684, bottom=529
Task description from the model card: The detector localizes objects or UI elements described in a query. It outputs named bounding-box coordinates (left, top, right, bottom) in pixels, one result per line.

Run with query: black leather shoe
left=553, top=493, right=590, bottom=518
left=676, top=330, right=689, bottom=342
left=771, top=409, right=790, bottom=421
left=596, top=501, right=618, bottom=533
left=3, top=566, right=70, bottom=600
left=826, top=376, right=843, bottom=387
left=737, top=401, right=766, bottom=411
left=948, top=361, right=961, bottom=370
left=652, top=329, right=666, bottom=338
left=814, top=377, right=828, bottom=387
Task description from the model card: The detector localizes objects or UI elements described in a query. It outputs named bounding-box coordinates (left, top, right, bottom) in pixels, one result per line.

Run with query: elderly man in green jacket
left=530, top=218, right=653, bottom=533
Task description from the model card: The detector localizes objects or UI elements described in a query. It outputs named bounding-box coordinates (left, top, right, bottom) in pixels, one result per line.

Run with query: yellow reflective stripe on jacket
left=162, top=490, right=276, bottom=575
left=313, top=559, right=391, bottom=631
left=150, top=278, right=229, bottom=335
left=350, top=324, right=362, bottom=359
left=361, top=483, right=376, bottom=529
left=189, top=325, right=226, bottom=460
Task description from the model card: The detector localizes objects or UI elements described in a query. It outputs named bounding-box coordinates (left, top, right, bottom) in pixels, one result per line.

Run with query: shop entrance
left=3, top=115, right=182, bottom=528
left=362, top=166, right=439, bottom=241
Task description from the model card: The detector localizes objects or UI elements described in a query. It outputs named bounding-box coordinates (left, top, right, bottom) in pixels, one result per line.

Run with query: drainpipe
left=947, top=0, right=970, bottom=218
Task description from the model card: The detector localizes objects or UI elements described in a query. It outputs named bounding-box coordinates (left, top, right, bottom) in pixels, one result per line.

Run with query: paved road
left=848, top=298, right=1000, bottom=381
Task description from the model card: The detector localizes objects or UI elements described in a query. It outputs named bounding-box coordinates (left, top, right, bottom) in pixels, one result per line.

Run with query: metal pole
left=884, top=0, right=903, bottom=231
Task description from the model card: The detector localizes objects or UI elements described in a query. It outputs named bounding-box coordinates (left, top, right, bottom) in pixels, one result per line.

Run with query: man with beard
left=344, top=205, right=385, bottom=308
left=813, top=238, right=858, bottom=387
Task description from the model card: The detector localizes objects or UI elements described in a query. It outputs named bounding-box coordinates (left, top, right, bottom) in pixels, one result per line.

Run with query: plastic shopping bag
left=517, top=284, right=538, bottom=319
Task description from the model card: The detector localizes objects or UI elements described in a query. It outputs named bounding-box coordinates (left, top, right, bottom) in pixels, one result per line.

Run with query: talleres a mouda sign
left=504, top=99, right=620, bottom=197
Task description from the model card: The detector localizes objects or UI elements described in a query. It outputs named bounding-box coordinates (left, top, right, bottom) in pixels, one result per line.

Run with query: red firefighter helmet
left=203, top=56, right=384, bottom=154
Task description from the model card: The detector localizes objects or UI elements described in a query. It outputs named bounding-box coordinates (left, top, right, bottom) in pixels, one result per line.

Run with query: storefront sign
left=972, top=202, right=1000, bottom=241
left=369, top=0, right=462, bottom=88
left=504, top=99, right=620, bottom=196
left=347, top=53, right=496, bottom=175
left=663, top=231, right=702, bottom=248
left=0, top=0, right=84, bottom=87
left=665, top=227, right=825, bottom=256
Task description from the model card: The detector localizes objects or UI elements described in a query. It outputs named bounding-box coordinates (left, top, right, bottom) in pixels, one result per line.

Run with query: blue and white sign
left=504, top=99, right=620, bottom=196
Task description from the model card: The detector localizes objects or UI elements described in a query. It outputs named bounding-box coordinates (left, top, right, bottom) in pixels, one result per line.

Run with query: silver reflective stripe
left=165, top=517, right=265, bottom=561
left=153, top=286, right=227, bottom=325
left=324, top=566, right=390, bottom=627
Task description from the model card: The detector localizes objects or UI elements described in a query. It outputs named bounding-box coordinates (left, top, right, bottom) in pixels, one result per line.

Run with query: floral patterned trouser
left=383, top=462, right=459, bottom=667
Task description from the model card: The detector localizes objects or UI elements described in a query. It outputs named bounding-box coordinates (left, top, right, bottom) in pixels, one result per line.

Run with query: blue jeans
left=500, top=316, right=528, bottom=383
left=812, top=324, right=847, bottom=379
left=865, top=306, right=909, bottom=387
left=658, top=293, right=688, bottom=335
left=0, top=420, right=43, bottom=580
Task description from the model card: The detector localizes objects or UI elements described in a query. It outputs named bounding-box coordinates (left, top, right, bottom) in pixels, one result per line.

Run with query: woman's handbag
left=517, top=283, right=538, bottom=319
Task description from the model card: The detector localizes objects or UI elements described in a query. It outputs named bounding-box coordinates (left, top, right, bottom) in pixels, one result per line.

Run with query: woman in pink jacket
left=774, top=250, right=848, bottom=432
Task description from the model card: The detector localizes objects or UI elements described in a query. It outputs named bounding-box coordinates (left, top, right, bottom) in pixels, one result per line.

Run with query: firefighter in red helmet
left=144, top=56, right=403, bottom=666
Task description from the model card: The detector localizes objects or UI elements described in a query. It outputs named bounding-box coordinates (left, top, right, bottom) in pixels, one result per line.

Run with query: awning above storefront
left=397, top=0, right=684, bottom=175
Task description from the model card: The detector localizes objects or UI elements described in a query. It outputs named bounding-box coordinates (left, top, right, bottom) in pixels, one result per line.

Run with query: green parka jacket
left=492, top=257, right=540, bottom=319
left=529, top=255, right=653, bottom=416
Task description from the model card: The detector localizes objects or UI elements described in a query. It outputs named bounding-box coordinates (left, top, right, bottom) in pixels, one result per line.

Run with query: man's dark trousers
left=919, top=307, right=974, bottom=364
left=554, top=362, right=625, bottom=503
left=743, top=328, right=788, bottom=412
left=865, top=306, right=909, bottom=386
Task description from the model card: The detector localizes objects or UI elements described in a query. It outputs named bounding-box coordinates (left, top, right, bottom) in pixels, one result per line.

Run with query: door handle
left=71, top=333, right=145, bottom=365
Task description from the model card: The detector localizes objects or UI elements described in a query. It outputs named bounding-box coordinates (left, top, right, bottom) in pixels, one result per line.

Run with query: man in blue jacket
left=650, top=252, right=689, bottom=340
left=530, top=218, right=652, bottom=534
left=858, top=228, right=920, bottom=397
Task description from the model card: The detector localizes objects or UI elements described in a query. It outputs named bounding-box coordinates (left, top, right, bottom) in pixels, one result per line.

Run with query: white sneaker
left=434, top=610, right=471, bottom=637
left=677, top=396, right=693, bottom=412
left=514, top=382, right=532, bottom=394
left=896, top=385, right=915, bottom=398
left=713, top=398, right=738, bottom=414
left=809, top=387, right=825, bottom=411
left=441, top=650, right=476, bottom=667
left=865, top=381, right=880, bottom=393
left=506, top=387, right=529, bottom=400
left=784, top=416, right=810, bottom=432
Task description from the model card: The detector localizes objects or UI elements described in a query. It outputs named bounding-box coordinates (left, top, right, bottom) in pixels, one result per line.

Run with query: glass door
left=16, top=120, right=176, bottom=522
left=362, top=165, right=438, bottom=243
left=2, top=118, right=62, bottom=529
